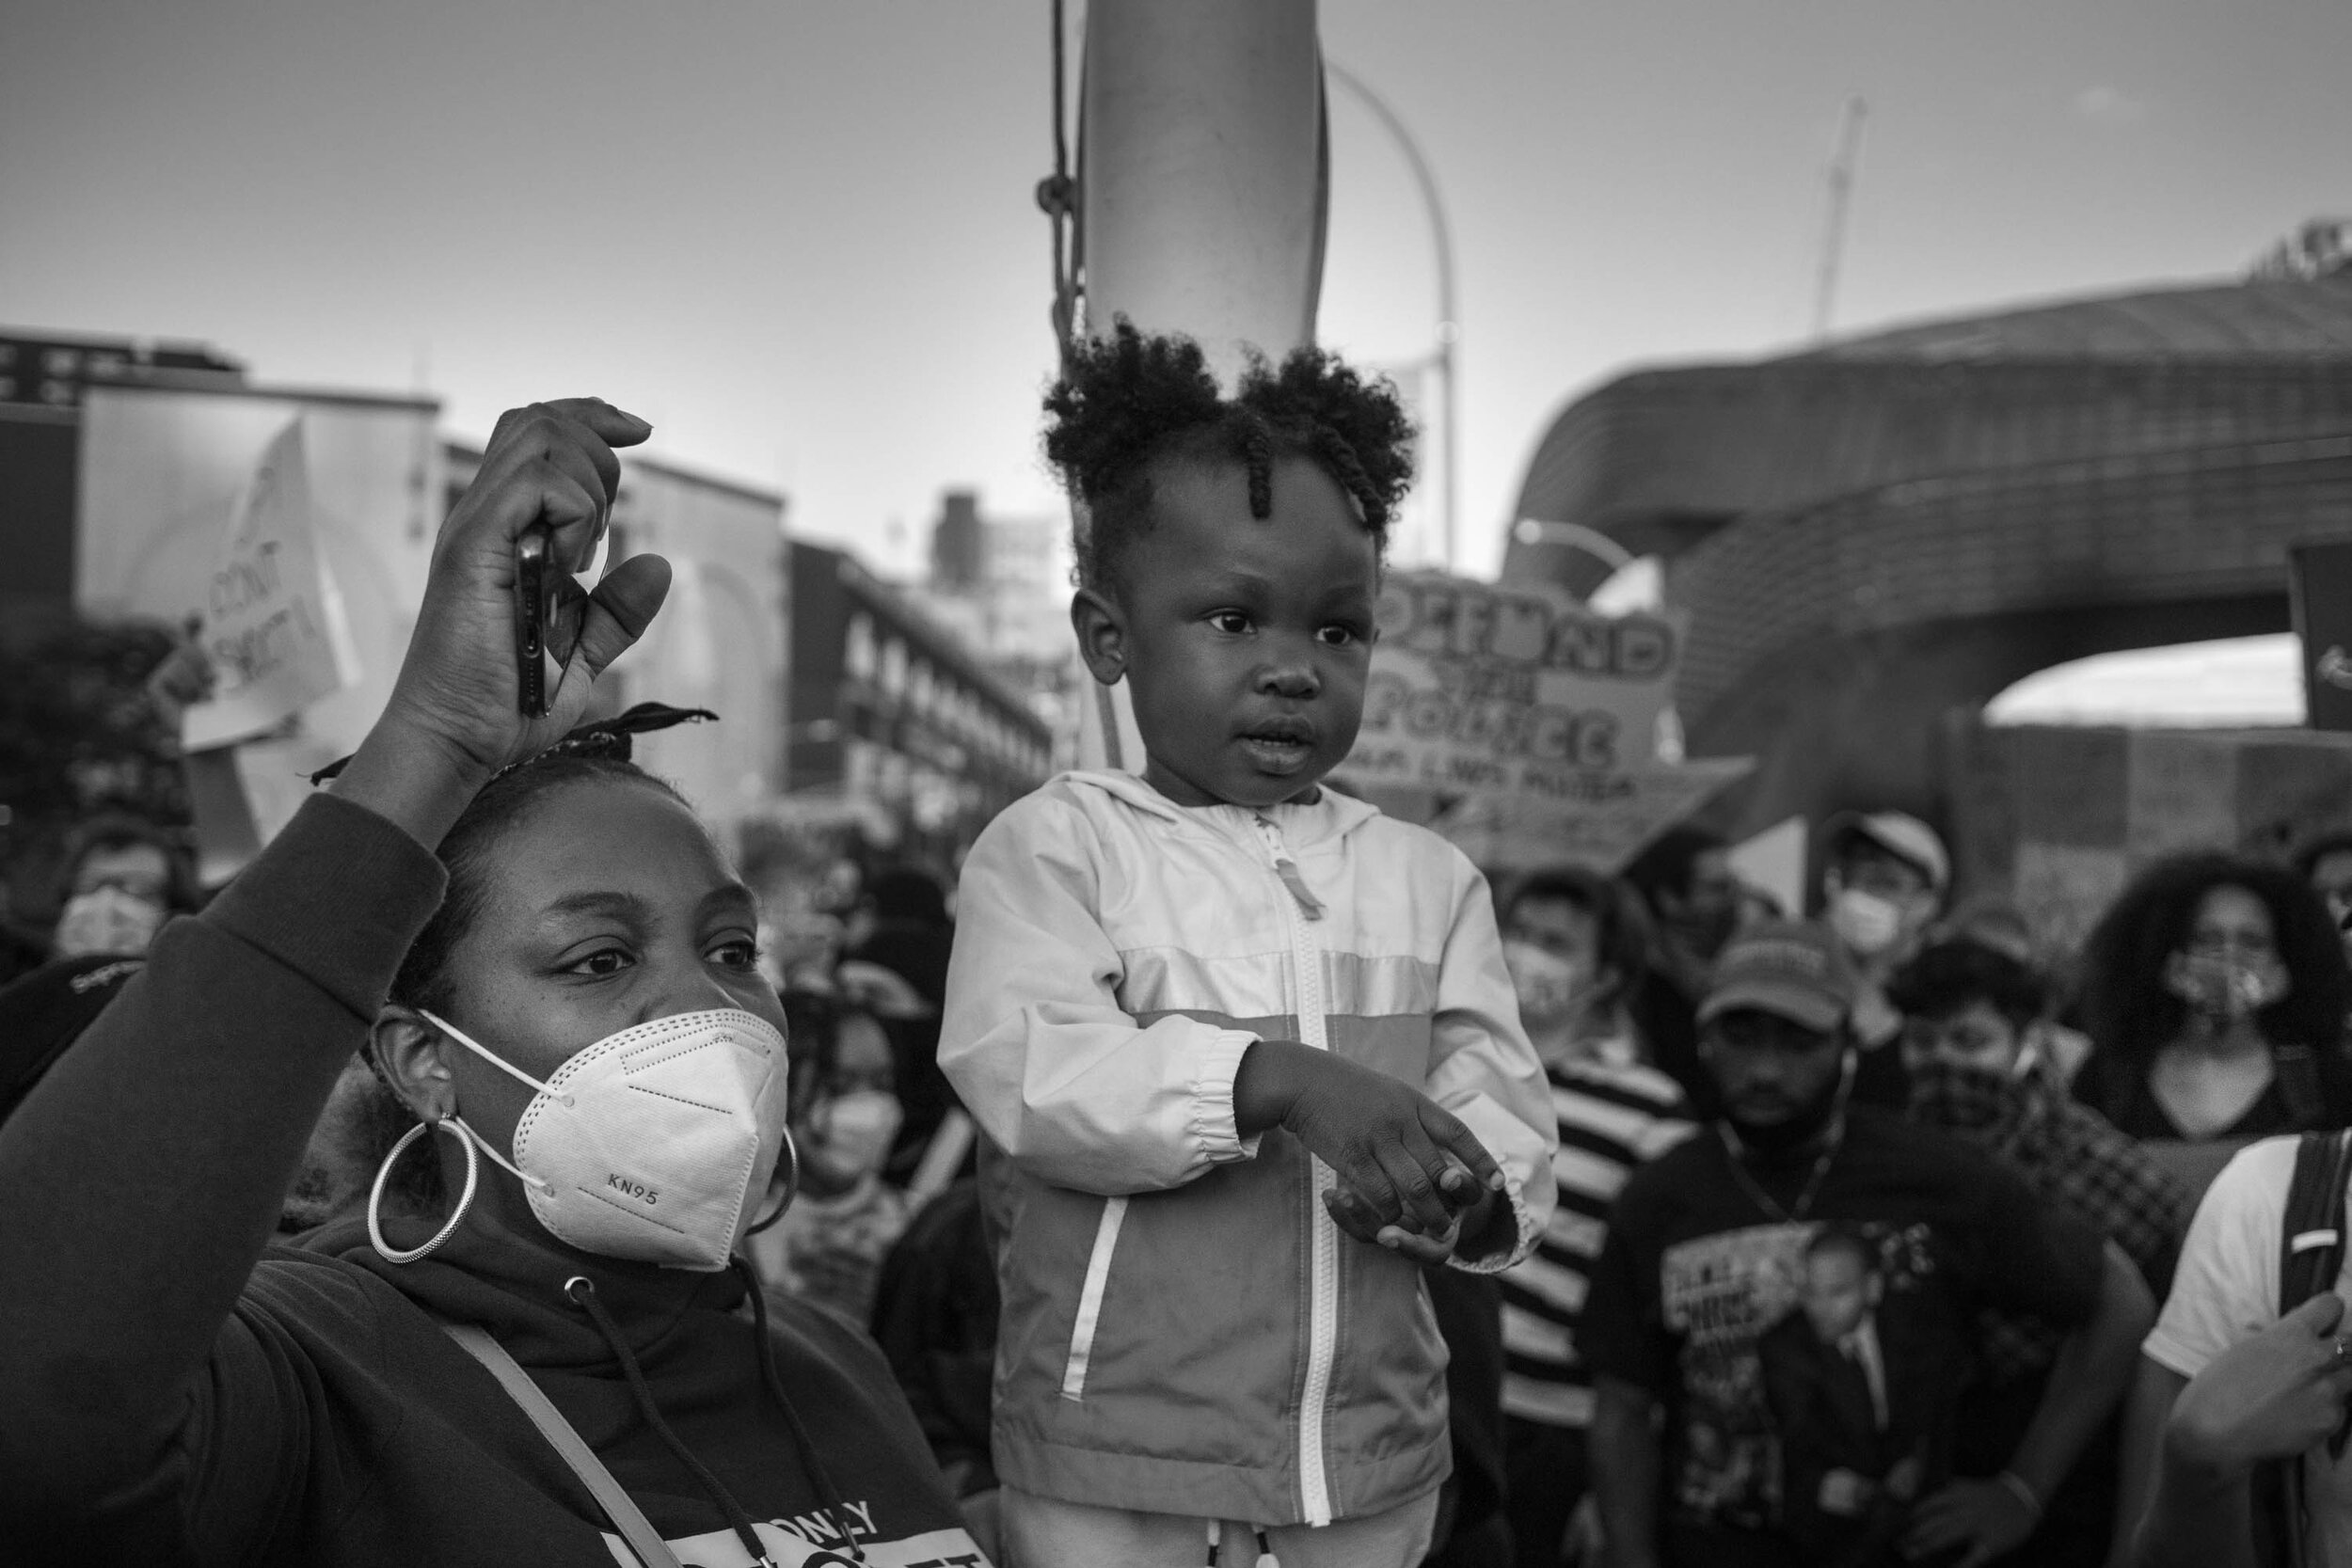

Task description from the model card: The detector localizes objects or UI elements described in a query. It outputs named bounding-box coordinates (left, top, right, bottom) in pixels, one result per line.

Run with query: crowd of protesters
left=8, top=360, right=2352, bottom=1568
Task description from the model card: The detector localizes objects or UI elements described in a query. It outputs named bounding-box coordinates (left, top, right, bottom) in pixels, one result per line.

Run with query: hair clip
left=488, top=702, right=718, bottom=780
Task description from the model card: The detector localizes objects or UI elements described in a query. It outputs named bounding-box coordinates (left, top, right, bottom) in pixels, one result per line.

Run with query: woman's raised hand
left=329, top=398, right=672, bottom=847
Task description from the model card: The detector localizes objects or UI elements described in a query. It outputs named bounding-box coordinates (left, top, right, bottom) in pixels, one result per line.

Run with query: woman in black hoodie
left=0, top=399, right=989, bottom=1567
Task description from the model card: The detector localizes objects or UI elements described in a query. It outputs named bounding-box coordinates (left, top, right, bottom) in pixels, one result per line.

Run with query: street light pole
left=1325, top=60, right=1458, bottom=572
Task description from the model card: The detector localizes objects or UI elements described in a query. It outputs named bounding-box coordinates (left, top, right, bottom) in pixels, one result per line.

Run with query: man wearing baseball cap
left=1580, top=920, right=2154, bottom=1568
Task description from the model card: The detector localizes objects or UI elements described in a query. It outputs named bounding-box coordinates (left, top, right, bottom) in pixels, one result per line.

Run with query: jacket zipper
left=1255, top=815, right=1338, bottom=1528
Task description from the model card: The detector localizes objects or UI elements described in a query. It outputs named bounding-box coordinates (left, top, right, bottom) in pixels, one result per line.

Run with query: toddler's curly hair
left=1042, top=319, right=1416, bottom=593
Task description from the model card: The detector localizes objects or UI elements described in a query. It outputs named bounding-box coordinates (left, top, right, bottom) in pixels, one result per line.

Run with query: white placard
left=180, top=420, right=361, bottom=749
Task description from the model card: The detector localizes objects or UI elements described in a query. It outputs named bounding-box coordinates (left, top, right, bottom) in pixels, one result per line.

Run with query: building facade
left=914, top=489, right=1083, bottom=768
left=787, top=540, right=1055, bottom=854
left=3, top=329, right=261, bottom=624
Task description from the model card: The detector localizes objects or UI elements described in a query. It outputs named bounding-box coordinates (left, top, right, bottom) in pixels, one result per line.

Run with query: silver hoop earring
left=367, top=1116, right=481, bottom=1264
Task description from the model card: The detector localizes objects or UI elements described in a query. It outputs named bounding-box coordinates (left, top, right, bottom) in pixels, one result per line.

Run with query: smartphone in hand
left=514, top=523, right=592, bottom=717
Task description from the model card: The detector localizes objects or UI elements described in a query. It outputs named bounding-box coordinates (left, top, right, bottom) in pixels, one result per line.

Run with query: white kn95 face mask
left=390, top=1006, right=792, bottom=1272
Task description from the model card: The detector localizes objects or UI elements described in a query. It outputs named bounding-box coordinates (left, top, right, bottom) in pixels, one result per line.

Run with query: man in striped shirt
left=1497, top=868, right=1699, bottom=1567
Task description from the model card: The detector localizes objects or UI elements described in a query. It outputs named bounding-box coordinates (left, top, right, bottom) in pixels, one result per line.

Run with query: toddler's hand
left=1243, top=1043, right=1502, bottom=1242
left=1327, top=1175, right=1505, bottom=1259
left=1326, top=1182, right=1442, bottom=1256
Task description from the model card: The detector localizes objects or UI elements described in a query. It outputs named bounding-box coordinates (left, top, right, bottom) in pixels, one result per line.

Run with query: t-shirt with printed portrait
left=1580, top=1105, right=2105, bottom=1559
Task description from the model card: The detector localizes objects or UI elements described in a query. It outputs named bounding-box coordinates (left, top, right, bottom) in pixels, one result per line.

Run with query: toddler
left=940, top=323, right=1556, bottom=1568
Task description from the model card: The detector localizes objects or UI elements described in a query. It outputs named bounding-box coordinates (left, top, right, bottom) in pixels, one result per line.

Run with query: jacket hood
left=1057, top=768, right=1385, bottom=850
left=301, top=1207, right=742, bottom=1365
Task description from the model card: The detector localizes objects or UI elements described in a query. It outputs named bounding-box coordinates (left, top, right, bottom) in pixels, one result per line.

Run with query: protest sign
left=1334, top=570, right=1749, bottom=872
left=181, top=420, right=361, bottom=750
left=182, top=731, right=351, bottom=887
left=1424, top=758, right=1755, bottom=874
left=1340, top=571, right=1682, bottom=792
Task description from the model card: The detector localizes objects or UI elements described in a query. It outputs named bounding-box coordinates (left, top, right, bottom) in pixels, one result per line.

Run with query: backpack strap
left=439, top=1320, right=687, bottom=1568
left=2279, top=1130, right=2352, bottom=1312
left=2257, top=1131, right=2352, bottom=1568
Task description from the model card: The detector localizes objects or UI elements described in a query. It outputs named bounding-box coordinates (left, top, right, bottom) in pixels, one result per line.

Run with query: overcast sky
left=7, top=0, right=2346, bottom=580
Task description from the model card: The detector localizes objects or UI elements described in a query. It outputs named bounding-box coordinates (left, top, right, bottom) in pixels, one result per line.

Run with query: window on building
left=845, top=614, right=876, bottom=681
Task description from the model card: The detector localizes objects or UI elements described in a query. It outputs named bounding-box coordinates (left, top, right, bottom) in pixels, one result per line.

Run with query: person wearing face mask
left=1623, top=828, right=1745, bottom=1117
left=1580, top=919, right=2154, bottom=1568
left=1887, top=938, right=2190, bottom=1567
left=841, top=867, right=960, bottom=1183
left=1624, top=828, right=1744, bottom=999
left=2074, top=854, right=2352, bottom=1193
left=0, top=400, right=987, bottom=1565
left=744, top=990, right=912, bottom=1326
left=1817, top=812, right=1950, bottom=1111
left=1493, top=868, right=1698, bottom=1568
left=1922, top=895, right=2102, bottom=1088
left=47, top=811, right=195, bottom=960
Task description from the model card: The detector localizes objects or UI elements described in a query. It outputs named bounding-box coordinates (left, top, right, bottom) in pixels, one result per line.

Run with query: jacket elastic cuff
left=1447, top=1158, right=1541, bottom=1275
left=1189, top=1028, right=1265, bottom=1163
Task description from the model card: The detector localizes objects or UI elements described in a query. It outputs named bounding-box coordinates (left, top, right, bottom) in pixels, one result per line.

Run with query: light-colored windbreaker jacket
left=941, top=770, right=1557, bottom=1527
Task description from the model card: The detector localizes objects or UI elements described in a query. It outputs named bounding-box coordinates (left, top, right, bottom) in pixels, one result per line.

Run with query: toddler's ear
left=1071, top=587, right=1130, bottom=688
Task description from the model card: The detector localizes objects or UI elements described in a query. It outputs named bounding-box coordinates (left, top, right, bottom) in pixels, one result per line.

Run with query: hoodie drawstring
left=1202, top=1518, right=1283, bottom=1567
left=735, top=1259, right=870, bottom=1561
left=564, top=1275, right=786, bottom=1568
